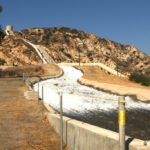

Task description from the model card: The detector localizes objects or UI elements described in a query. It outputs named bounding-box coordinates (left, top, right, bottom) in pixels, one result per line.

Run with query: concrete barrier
left=47, top=112, right=150, bottom=150
left=59, top=62, right=126, bottom=78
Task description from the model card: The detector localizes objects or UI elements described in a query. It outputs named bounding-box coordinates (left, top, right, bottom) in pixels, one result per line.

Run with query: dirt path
left=0, top=78, right=62, bottom=150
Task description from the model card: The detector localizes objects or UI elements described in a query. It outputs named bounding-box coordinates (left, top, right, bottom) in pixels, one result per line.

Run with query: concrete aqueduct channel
left=5, top=25, right=150, bottom=149
left=33, top=65, right=150, bottom=141
left=20, top=33, right=150, bottom=141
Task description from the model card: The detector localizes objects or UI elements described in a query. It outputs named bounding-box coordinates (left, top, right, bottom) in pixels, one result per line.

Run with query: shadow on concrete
left=64, top=118, right=73, bottom=149
left=125, top=137, right=134, bottom=150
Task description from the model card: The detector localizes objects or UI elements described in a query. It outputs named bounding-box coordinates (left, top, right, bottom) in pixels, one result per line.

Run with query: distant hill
left=0, top=27, right=149, bottom=76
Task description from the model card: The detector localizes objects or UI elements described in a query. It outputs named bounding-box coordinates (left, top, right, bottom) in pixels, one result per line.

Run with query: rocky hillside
left=0, top=27, right=150, bottom=75
left=0, top=35, right=42, bottom=66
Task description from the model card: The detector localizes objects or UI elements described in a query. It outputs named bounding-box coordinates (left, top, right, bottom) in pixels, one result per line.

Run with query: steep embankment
left=78, top=66, right=150, bottom=101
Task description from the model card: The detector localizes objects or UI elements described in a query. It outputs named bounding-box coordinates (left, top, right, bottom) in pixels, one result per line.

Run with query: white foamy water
left=33, top=65, right=150, bottom=114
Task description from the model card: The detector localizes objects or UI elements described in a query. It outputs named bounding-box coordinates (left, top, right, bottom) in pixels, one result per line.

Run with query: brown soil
left=79, top=66, right=150, bottom=89
left=0, top=79, right=58, bottom=149
left=78, top=66, right=150, bottom=101
left=0, top=64, right=69, bottom=150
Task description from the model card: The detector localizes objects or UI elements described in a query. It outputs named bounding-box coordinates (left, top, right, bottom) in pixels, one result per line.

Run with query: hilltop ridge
left=0, top=27, right=149, bottom=76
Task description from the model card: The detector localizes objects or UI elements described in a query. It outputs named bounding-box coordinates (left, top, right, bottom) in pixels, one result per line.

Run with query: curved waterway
left=33, top=65, right=150, bottom=140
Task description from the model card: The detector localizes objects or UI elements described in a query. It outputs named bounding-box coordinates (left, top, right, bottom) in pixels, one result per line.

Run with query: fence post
left=37, top=82, right=40, bottom=103
left=60, top=93, right=63, bottom=150
left=118, top=96, right=126, bottom=150
left=22, top=73, right=25, bottom=82
left=42, top=85, right=44, bottom=102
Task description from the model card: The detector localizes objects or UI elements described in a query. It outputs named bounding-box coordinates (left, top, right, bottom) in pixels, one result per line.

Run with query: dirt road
left=0, top=78, right=62, bottom=150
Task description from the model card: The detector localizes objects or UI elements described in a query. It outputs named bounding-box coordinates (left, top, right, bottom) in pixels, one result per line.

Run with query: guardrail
left=59, top=62, right=127, bottom=78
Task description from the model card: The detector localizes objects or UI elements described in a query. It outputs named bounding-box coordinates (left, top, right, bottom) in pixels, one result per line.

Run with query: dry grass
left=0, top=64, right=61, bottom=78
left=78, top=65, right=150, bottom=89
left=0, top=65, right=70, bottom=149
left=0, top=78, right=61, bottom=149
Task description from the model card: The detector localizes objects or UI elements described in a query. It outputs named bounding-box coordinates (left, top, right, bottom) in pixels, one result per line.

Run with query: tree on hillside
left=0, top=4, right=3, bottom=28
left=0, top=4, right=5, bottom=43
left=129, top=72, right=150, bottom=86
left=0, top=5, right=3, bottom=13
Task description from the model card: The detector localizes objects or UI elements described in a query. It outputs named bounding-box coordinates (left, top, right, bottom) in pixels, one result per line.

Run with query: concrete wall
left=5, top=25, right=14, bottom=35
left=47, top=112, right=150, bottom=150
left=59, top=62, right=126, bottom=78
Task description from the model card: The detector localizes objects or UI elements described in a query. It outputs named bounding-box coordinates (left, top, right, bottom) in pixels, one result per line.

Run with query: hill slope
left=0, top=27, right=150, bottom=75
left=0, top=35, right=42, bottom=65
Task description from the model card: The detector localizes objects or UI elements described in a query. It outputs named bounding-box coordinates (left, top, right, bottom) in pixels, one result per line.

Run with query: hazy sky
left=0, top=0, right=150, bottom=54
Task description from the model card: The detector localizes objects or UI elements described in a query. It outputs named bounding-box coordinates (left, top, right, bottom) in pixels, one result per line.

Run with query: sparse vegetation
left=0, top=28, right=5, bottom=43
left=2, top=26, right=149, bottom=75
left=59, top=47, right=64, bottom=52
left=0, top=65, right=44, bottom=77
left=0, top=5, right=3, bottom=13
left=0, top=58, right=6, bottom=65
left=129, top=72, right=150, bottom=86
left=87, top=50, right=93, bottom=57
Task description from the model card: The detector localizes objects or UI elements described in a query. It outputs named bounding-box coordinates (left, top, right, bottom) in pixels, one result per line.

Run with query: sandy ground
left=0, top=64, right=70, bottom=150
left=78, top=66, right=150, bottom=101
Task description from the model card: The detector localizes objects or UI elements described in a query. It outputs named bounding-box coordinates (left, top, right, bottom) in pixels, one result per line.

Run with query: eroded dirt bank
left=78, top=66, right=150, bottom=102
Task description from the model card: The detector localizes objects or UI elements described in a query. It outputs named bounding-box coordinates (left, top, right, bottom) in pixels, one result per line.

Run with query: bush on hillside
left=0, top=65, right=44, bottom=77
left=129, top=72, right=150, bottom=86
left=0, top=28, right=5, bottom=43
left=0, top=58, right=6, bottom=65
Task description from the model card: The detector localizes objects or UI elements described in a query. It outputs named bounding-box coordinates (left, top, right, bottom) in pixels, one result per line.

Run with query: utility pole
left=37, top=82, right=40, bottom=104
left=0, top=5, right=3, bottom=13
left=78, top=47, right=81, bottom=66
left=116, top=48, right=119, bottom=77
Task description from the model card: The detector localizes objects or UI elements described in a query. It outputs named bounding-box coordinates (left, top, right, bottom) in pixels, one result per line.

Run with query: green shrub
left=0, top=5, right=3, bottom=13
left=0, top=29, right=5, bottom=42
left=0, top=58, right=6, bottom=65
left=129, top=72, right=150, bottom=86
